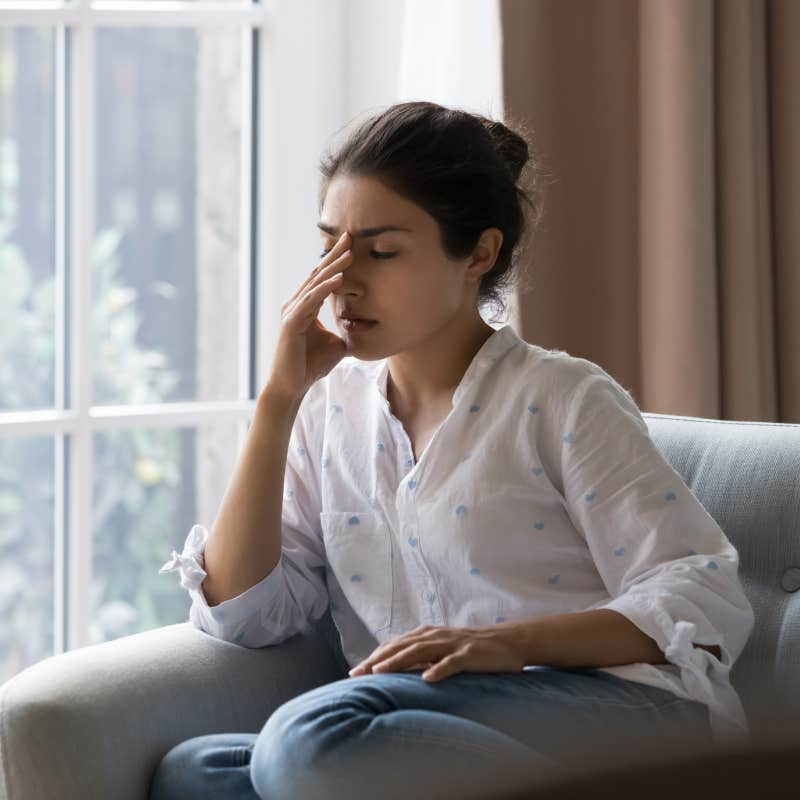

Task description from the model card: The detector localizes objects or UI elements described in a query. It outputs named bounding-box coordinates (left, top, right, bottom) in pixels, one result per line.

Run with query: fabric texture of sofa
left=1, top=411, right=799, bottom=799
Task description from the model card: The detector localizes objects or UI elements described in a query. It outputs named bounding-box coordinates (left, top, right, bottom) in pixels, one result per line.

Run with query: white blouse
left=160, top=323, right=755, bottom=749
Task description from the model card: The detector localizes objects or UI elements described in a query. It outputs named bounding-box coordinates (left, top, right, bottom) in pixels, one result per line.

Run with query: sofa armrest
left=0, top=619, right=345, bottom=800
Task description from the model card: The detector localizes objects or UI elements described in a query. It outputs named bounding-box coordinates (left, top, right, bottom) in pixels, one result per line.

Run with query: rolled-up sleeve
left=558, top=369, right=755, bottom=717
left=159, top=391, right=329, bottom=647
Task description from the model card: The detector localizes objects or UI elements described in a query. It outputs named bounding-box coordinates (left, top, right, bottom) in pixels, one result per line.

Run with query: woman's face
left=321, top=174, right=480, bottom=359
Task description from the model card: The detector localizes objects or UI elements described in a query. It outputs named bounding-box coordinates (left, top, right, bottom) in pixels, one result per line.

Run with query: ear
left=466, top=228, right=504, bottom=283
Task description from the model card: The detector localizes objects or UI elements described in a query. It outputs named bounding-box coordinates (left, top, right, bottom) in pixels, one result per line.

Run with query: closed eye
left=319, top=249, right=397, bottom=260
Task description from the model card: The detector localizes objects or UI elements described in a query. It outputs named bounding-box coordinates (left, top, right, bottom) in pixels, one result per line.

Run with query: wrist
left=493, top=619, right=541, bottom=667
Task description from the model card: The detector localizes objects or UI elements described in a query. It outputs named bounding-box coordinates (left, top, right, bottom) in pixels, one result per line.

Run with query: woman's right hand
left=263, top=231, right=354, bottom=402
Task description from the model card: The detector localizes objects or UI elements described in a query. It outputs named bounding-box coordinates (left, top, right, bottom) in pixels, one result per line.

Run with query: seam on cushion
left=641, top=414, right=799, bottom=429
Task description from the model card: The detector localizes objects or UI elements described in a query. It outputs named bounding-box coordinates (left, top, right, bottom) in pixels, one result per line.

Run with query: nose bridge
left=340, top=248, right=369, bottom=284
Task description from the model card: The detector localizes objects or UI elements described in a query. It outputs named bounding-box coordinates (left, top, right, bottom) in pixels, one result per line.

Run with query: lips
left=339, top=314, right=377, bottom=323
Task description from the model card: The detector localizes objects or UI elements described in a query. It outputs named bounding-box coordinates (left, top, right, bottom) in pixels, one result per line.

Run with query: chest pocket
left=320, top=510, right=393, bottom=635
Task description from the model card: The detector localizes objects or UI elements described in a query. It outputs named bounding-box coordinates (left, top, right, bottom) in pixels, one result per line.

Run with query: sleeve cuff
left=159, top=523, right=209, bottom=591
left=160, top=523, right=287, bottom=641
left=598, top=592, right=728, bottom=700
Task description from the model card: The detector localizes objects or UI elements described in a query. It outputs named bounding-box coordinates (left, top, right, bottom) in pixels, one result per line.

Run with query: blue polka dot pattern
left=149, top=322, right=759, bottom=740
left=241, top=337, right=745, bottom=719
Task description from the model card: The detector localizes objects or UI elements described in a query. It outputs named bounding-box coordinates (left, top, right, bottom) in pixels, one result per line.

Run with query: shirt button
left=424, top=590, right=436, bottom=602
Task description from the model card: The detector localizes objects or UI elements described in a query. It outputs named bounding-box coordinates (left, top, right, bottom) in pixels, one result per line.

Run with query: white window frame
left=0, top=0, right=347, bottom=655
left=0, top=0, right=504, bottom=662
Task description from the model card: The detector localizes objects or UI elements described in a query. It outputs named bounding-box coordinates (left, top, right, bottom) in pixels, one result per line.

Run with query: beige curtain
left=500, top=0, right=799, bottom=422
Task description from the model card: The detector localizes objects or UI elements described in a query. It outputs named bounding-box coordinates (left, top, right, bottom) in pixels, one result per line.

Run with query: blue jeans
left=149, top=666, right=713, bottom=800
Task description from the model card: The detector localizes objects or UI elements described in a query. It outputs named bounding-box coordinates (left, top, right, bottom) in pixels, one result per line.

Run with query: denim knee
left=250, top=696, right=340, bottom=800
left=149, top=737, right=207, bottom=800
left=149, top=734, right=254, bottom=800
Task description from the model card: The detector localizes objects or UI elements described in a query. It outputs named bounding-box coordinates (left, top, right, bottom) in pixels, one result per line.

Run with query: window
left=0, top=0, right=270, bottom=684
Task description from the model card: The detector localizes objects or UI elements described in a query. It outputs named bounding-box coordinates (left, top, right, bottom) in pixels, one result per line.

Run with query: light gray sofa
left=2, top=412, right=799, bottom=800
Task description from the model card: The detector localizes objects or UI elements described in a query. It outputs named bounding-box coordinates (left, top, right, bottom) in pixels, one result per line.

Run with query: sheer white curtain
left=397, top=0, right=504, bottom=120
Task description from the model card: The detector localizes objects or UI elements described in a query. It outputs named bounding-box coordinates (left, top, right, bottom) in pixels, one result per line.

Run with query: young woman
left=154, top=101, right=754, bottom=800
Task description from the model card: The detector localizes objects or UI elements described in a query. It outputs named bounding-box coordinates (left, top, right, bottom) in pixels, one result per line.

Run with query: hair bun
left=480, top=118, right=529, bottom=183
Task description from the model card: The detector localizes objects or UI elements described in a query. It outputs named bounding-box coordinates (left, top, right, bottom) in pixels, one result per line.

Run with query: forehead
left=319, top=174, right=425, bottom=236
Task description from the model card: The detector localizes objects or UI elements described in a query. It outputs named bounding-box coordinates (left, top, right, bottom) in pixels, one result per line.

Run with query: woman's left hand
left=347, top=624, right=526, bottom=682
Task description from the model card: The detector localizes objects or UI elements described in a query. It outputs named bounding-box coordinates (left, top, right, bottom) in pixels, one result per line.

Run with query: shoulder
left=507, top=338, right=642, bottom=421
left=512, top=337, right=631, bottom=399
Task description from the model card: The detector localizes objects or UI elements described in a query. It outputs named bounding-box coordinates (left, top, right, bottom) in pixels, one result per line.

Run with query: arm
left=502, top=608, right=720, bottom=669
left=202, top=389, right=303, bottom=606
left=161, top=384, right=330, bottom=646
left=536, top=370, right=752, bottom=679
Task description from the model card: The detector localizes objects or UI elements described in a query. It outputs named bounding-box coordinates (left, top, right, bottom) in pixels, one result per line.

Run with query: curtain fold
left=500, top=0, right=799, bottom=422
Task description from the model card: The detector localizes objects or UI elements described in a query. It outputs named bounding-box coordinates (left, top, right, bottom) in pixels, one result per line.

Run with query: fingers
left=283, top=270, right=346, bottom=327
left=351, top=641, right=436, bottom=676
left=282, top=252, right=352, bottom=326
left=348, top=628, right=442, bottom=676
left=284, top=231, right=352, bottom=312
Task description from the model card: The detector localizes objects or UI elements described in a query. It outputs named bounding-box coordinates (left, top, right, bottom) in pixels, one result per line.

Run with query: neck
left=386, top=314, right=496, bottom=415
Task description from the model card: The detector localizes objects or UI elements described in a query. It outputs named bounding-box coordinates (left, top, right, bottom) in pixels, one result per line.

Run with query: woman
left=154, top=101, right=754, bottom=800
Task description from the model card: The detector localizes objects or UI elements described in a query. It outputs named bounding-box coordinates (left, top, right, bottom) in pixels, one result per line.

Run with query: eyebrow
left=317, top=222, right=413, bottom=238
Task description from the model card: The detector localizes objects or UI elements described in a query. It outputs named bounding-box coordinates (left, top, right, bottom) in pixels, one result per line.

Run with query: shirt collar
left=371, top=323, right=521, bottom=408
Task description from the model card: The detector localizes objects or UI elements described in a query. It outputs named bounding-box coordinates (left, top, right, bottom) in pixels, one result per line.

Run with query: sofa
left=1, top=411, right=799, bottom=799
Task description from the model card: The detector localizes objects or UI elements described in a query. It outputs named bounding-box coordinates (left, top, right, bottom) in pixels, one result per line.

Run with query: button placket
left=398, top=505, right=442, bottom=624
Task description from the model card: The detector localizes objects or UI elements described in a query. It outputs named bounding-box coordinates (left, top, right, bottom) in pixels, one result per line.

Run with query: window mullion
left=66, top=0, right=95, bottom=651
left=53, top=22, right=68, bottom=656
left=239, top=24, right=254, bottom=405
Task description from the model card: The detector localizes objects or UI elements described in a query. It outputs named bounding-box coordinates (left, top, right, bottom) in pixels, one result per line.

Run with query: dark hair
left=318, top=101, right=553, bottom=323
